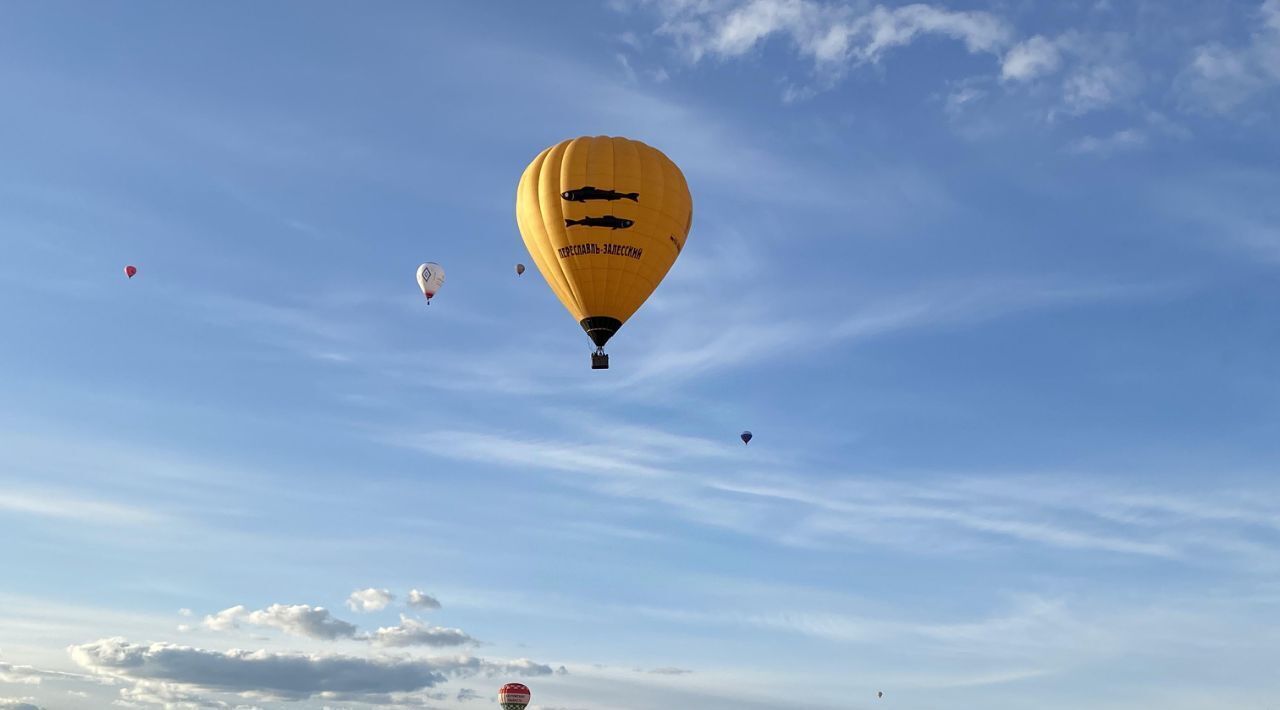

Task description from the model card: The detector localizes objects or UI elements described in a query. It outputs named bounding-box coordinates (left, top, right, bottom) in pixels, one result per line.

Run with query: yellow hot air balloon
left=516, top=136, right=692, bottom=369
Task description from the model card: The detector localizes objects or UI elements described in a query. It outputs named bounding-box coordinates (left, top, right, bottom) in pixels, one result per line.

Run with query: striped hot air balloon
left=498, top=683, right=530, bottom=710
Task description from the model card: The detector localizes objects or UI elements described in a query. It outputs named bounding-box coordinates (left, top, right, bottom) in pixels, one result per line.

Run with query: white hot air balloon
left=416, top=262, right=445, bottom=304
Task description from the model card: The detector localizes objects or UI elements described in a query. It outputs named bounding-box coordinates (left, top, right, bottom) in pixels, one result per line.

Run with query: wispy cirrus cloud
left=0, top=662, right=102, bottom=688
left=626, top=0, right=1153, bottom=119
left=1067, top=128, right=1147, bottom=155
left=0, top=488, right=165, bottom=527
left=619, top=0, right=1280, bottom=139
left=1001, top=35, right=1063, bottom=82
left=653, top=1, right=1011, bottom=69
left=620, top=276, right=1176, bottom=384
left=999, top=31, right=1142, bottom=118
left=1178, top=0, right=1280, bottom=114
left=390, top=415, right=1280, bottom=569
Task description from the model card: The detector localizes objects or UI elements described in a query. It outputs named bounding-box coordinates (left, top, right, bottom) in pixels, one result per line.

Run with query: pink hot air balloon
left=124, top=265, right=137, bottom=279
left=499, top=683, right=530, bottom=710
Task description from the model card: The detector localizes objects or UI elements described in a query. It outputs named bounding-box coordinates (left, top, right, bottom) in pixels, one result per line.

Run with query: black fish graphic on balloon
left=561, top=186, right=639, bottom=203
left=565, top=216, right=634, bottom=230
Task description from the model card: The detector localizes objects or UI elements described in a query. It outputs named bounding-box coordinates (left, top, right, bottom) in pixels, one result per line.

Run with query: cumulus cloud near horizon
left=67, top=637, right=555, bottom=702
left=373, top=615, right=477, bottom=648
left=203, top=604, right=359, bottom=640
left=407, top=589, right=442, bottom=610
left=647, top=667, right=694, bottom=675
left=347, top=588, right=395, bottom=613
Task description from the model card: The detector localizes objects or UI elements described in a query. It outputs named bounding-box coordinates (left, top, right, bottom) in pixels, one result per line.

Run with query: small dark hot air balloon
left=124, top=265, right=137, bottom=279
left=515, top=263, right=526, bottom=276
left=498, top=683, right=530, bottom=710
left=878, top=691, right=884, bottom=699
left=740, top=431, right=753, bottom=445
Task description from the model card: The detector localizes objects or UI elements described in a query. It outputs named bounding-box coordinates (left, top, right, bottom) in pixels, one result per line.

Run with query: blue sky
left=2, top=1, right=1279, bottom=708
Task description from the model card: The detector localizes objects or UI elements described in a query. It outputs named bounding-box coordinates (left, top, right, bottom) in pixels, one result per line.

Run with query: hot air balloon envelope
left=740, top=431, right=753, bottom=445
left=516, top=136, right=693, bottom=368
left=416, top=262, right=445, bottom=302
left=515, top=263, right=526, bottom=275
left=499, top=682, right=530, bottom=710
left=124, top=265, right=137, bottom=279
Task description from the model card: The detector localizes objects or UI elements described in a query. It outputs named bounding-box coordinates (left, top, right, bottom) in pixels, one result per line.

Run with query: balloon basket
left=591, top=351, right=610, bottom=370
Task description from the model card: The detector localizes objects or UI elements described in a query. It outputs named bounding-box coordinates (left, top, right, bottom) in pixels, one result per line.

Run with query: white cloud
left=201, top=606, right=246, bottom=632
left=1067, top=128, right=1147, bottom=154
left=118, top=680, right=226, bottom=708
left=203, top=604, right=358, bottom=640
left=372, top=616, right=476, bottom=648
left=1179, top=0, right=1280, bottom=113
left=1002, top=35, right=1062, bottom=81
left=1061, top=62, right=1135, bottom=115
left=0, top=663, right=41, bottom=686
left=68, top=638, right=450, bottom=700
left=621, top=277, right=1161, bottom=384
left=1001, top=31, right=1141, bottom=118
left=65, top=640, right=553, bottom=702
left=0, top=700, right=44, bottom=710
left=642, top=1, right=1166, bottom=119
left=407, top=590, right=442, bottom=610
left=851, top=3, right=1010, bottom=62
left=943, top=79, right=989, bottom=116
left=616, top=53, right=639, bottom=83
left=618, top=31, right=644, bottom=50
left=346, top=588, right=393, bottom=613
left=246, top=605, right=359, bottom=641
left=395, top=409, right=1280, bottom=571
left=647, top=667, right=694, bottom=675
left=654, top=1, right=1011, bottom=96
left=0, top=489, right=163, bottom=526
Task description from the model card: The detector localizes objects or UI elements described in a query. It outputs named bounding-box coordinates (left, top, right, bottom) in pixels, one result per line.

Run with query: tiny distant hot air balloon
left=124, top=265, right=137, bottom=279
left=416, top=262, right=445, bottom=304
left=498, top=683, right=530, bottom=710
left=740, top=431, right=753, bottom=445
left=878, top=691, right=884, bottom=699
left=515, top=263, right=525, bottom=276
